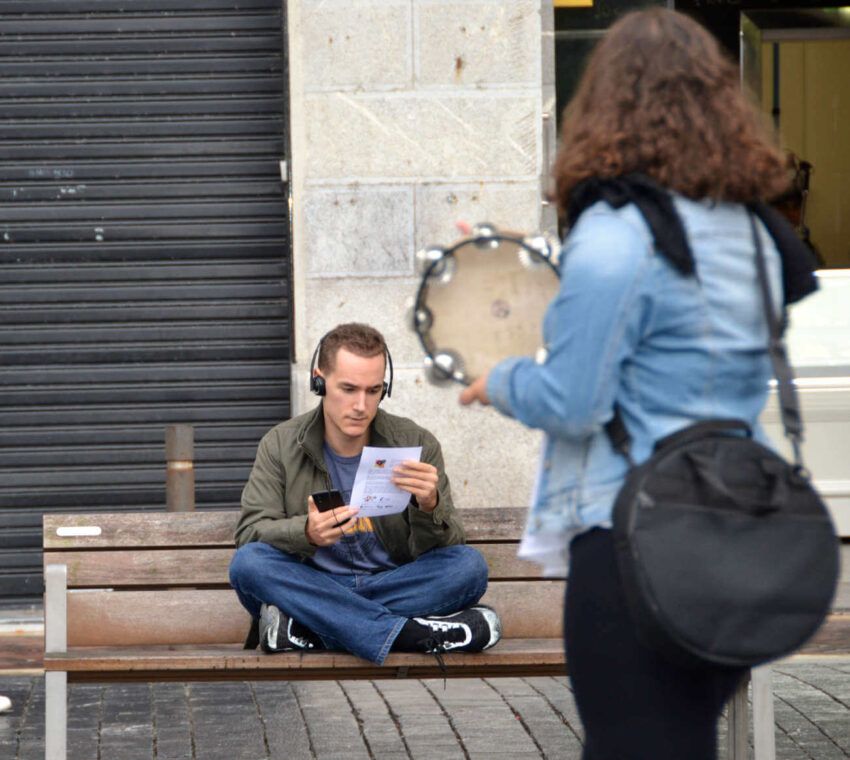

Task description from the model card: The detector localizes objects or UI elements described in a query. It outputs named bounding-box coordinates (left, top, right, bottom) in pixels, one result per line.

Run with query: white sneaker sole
left=472, top=605, right=502, bottom=650
left=259, top=603, right=282, bottom=652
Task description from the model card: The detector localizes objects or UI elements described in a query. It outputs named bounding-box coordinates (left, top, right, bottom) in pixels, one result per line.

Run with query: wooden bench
left=42, top=507, right=847, bottom=760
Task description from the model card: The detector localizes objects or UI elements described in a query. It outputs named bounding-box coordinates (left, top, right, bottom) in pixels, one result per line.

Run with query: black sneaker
left=412, top=605, right=502, bottom=653
left=258, top=604, right=323, bottom=653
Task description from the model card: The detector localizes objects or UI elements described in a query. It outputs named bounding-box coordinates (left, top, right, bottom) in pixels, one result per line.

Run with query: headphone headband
left=309, top=332, right=393, bottom=400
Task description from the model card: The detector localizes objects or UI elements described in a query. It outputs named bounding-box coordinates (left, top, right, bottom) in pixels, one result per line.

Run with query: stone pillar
left=287, top=1, right=551, bottom=508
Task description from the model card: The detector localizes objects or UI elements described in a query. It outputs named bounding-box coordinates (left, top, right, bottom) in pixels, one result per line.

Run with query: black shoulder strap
left=606, top=210, right=807, bottom=469
left=603, top=407, right=635, bottom=466
left=748, top=209, right=806, bottom=467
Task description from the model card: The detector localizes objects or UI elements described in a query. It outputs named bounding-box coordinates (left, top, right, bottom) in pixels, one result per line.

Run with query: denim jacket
left=487, top=197, right=783, bottom=573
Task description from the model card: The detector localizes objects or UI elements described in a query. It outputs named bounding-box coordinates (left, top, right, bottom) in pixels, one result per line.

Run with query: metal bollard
left=165, top=424, right=195, bottom=511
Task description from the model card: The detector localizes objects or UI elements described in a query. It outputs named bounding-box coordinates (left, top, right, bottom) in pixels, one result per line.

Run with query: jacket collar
left=296, top=403, right=394, bottom=467
left=567, top=173, right=819, bottom=305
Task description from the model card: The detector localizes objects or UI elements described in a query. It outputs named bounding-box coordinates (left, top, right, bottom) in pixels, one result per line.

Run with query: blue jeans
left=229, top=542, right=488, bottom=664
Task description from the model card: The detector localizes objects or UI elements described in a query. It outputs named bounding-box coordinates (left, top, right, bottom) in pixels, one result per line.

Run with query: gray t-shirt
left=309, top=444, right=399, bottom=574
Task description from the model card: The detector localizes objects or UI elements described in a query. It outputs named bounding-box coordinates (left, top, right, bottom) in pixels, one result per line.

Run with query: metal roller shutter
left=0, top=0, right=291, bottom=605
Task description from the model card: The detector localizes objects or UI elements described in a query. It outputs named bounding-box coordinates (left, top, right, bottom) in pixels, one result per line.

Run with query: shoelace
left=289, top=619, right=324, bottom=650
left=420, top=637, right=449, bottom=689
left=420, top=622, right=470, bottom=650
left=426, top=621, right=453, bottom=632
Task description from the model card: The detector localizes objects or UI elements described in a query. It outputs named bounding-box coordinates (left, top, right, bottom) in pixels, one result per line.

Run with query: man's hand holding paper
left=391, top=459, right=439, bottom=512
left=349, top=446, right=433, bottom=517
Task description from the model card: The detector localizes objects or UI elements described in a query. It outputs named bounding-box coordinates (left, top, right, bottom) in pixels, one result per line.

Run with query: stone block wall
left=287, top=1, right=555, bottom=508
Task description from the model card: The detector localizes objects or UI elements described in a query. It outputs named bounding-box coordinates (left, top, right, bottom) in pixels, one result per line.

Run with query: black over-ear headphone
left=309, top=334, right=394, bottom=401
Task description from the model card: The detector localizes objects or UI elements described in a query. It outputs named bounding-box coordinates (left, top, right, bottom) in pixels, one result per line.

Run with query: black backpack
left=608, top=212, right=840, bottom=668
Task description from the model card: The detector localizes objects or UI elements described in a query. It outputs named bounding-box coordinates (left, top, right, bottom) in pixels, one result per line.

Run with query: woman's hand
left=459, top=372, right=491, bottom=406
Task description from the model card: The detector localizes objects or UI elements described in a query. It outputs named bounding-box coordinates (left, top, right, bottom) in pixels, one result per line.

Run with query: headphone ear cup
left=380, top=382, right=389, bottom=401
left=311, top=375, right=326, bottom=397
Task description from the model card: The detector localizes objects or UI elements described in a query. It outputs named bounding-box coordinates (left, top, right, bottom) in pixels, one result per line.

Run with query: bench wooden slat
left=804, top=612, right=850, bottom=654
left=67, top=588, right=248, bottom=646
left=44, top=511, right=237, bottom=549
left=47, top=543, right=550, bottom=587
left=462, top=508, right=530, bottom=541
left=43, top=638, right=567, bottom=681
left=47, top=548, right=235, bottom=587
left=43, top=507, right=530, bottom=549
left=65, top=581, right=565, bottom=646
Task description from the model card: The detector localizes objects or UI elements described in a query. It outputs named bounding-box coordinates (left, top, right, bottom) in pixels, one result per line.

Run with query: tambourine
left=409, top=223, right=561, bottom=386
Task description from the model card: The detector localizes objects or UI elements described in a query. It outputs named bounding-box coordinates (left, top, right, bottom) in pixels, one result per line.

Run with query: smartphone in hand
left=311, top=490, right=345, bottom=512
left=311, top=489, right=351, bottom=527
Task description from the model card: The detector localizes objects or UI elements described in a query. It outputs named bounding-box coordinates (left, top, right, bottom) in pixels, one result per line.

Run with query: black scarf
left=566, top=174, right=819, bottom=305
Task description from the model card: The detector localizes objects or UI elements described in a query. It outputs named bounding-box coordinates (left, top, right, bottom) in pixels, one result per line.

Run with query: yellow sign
left=554, top=0, right=593, bottom=7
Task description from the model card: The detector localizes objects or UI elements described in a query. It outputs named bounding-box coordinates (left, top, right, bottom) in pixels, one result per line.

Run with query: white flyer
left=349, top=446, right=423, bottom=517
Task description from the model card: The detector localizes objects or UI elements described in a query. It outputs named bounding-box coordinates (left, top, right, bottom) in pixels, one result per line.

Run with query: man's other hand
left=392, top=460, right=439, bottom=512
left=305, top=496, right=359, bottom=546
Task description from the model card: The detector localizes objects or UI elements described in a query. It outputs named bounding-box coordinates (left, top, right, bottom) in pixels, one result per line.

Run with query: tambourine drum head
left=422, top=238, right=559, bottom=381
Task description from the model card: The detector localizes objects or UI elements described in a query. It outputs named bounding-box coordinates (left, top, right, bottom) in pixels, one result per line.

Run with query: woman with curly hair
left=460, top=8, right=818, bottom=759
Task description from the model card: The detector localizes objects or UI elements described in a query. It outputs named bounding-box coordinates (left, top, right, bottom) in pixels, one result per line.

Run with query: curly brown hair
left=553, top=8, right=789, bottom=215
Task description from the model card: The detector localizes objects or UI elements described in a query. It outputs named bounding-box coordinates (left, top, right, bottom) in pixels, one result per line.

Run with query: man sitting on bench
left=229, top=322, right=501, bottom=664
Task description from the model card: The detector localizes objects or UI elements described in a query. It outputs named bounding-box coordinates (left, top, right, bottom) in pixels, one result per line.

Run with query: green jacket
left=235, top=404, right=465, bottom=563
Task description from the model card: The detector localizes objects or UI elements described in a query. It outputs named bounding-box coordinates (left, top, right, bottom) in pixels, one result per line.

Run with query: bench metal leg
left=752, top=665, right=776, bottom=760
left=726, top=666, right=777, bottom=760
left=727, top=669, right=750, bottom=760
left=45, top=671, right=67, bottom=760
left=44, top=564, right=68, bottom=760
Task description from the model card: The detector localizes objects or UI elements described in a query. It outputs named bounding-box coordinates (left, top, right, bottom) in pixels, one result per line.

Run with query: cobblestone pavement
left=0, top=660, right=847, bottom=759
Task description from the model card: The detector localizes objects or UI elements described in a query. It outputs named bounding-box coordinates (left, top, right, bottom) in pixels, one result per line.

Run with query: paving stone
left=294, top=681, right=371, bottom=760
left=188, top=682, right=269, bottom=760
left=16, top=681, right=46, bottom=760
left=67, top=684, right=101, bottom=732
left=17, top=740, right=46, bottom=760
left=0, top=663, right=848, bottom=759
left=484, top=676, right=583, bottom=759
left=373, top=679, right=462, bottom=760
left=155, top=727, right=195, bottom=760
left=338, top=680, right=409, bottom=758
left=96, top=684, right=153, bottom=760
left=773, top=666, right=850, bottom=758
left=522, top=676, right=585, bottom=746
left=253, top=681, right=312, bottom=759
left=152, top=683, right=194, bottom=760
left=421, top=677, right=542, bottom=758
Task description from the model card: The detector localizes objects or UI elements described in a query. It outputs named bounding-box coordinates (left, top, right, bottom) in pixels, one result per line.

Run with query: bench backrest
left=43, top=508, right=564, bottom=647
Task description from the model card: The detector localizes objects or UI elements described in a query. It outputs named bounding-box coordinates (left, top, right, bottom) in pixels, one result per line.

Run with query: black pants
left=564, top=529, right=744, bottom=760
